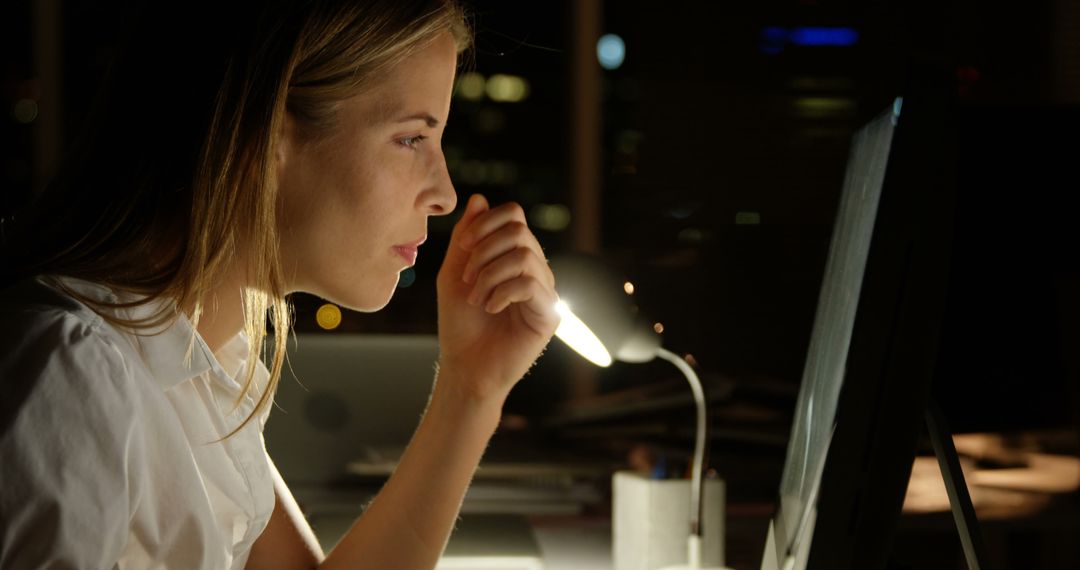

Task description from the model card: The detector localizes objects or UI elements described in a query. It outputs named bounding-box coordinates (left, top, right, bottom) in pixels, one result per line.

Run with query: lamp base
left=613, top=472, right=726, bottom=570
left=655, top=534, right=734, bottom=570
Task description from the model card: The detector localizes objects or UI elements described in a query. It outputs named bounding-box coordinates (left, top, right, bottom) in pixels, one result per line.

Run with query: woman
left=0, top=1, right=559, bottom=567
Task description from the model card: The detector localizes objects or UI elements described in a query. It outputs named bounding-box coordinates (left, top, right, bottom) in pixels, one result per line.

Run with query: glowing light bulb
left=554, top=301, right=612, bottom=367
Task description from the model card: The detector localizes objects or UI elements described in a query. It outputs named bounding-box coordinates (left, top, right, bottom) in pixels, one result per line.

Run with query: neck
left=191, top=269, right=248, bottom=354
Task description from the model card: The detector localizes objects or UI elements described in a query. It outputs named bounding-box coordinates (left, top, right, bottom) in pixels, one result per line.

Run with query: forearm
left=319, top=367, right=504, bottom=570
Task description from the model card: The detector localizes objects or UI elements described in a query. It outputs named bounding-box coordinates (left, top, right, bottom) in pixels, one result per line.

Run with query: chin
left=322, top=278, right=399, bottom=313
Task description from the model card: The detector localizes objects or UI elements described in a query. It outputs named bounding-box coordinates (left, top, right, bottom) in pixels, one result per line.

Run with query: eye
left=398, top=134, right=428, bottom=149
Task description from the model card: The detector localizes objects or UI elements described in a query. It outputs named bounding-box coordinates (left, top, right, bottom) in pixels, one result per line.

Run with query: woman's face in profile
left=277, top=31, right=459, bottom=311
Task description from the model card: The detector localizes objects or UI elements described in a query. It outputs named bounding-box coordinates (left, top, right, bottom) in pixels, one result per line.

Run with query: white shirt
left=0, top=276, right=276, bottom=569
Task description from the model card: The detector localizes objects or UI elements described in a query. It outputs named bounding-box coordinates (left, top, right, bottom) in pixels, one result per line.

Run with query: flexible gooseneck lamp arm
left=657, top=348, right=708, bottom=567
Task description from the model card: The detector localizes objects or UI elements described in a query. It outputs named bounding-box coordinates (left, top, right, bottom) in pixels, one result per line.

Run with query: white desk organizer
left=613, top=471, right=726, bottom=570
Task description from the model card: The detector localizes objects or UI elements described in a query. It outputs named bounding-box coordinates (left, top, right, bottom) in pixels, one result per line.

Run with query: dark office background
left=4, top=1, right=1079, bottom=568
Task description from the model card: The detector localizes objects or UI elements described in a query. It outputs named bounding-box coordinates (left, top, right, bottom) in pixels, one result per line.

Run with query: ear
left=276, top=112, right=297, bottom=168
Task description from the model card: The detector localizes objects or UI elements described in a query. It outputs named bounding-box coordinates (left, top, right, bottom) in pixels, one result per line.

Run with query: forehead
left=349, top=32, right=459, bottom=125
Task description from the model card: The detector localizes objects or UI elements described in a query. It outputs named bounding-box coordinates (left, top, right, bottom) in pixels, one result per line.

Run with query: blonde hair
left=2, top=0, right=471, bottom=435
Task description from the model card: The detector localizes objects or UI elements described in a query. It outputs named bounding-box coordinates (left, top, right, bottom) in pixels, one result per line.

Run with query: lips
left=392, top=235, right=426, bottom=266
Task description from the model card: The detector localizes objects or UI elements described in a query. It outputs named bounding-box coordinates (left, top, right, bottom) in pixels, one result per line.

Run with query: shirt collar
left=51, top=276, right=251, bottom=392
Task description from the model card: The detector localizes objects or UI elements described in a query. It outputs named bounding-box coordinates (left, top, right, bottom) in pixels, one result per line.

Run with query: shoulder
left=0, top=276, right=134, bottom=397
left=0, top=278, right=145, bottom=567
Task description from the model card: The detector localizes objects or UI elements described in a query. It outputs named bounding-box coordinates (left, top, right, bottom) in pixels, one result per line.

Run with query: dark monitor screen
left=765, top=77, right=955, bottom=570
left=772, top=100, right=899, bottom=561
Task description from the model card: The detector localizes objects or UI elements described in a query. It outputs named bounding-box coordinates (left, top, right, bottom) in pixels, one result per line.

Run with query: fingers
left=482, top=275, right=561, bottom=333
left=467, top=246, right=549, bottom=307
left=450, top=194, right=490, bottom=247
left=462, top=221, right=550, bottom=287
left=458, top=201, right=527, bottom=251
left=453, top=196, right=558, bottom=325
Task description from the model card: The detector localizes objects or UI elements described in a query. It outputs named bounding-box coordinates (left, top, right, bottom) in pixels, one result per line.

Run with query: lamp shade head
left=550, top=254, right=661, bottom=364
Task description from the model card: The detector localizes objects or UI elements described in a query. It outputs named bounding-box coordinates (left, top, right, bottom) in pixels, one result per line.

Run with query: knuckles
left=507, top=220, right=529, bottom=240
left=502, top=202, right=526, bottom=221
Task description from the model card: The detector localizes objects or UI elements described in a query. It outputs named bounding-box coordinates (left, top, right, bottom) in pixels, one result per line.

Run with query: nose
left=423, top=150, right=457, bottom=216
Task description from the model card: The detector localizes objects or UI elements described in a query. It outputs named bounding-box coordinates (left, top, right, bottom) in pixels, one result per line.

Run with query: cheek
left=360, top=151, right=429, bottom=212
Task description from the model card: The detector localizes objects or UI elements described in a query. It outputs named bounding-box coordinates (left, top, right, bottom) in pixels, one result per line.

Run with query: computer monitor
left=763, top=74, right=955, bottom=569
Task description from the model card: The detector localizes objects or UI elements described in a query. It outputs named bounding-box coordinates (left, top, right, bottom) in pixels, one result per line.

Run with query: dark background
left=4, top=1, right=1079, bottom=568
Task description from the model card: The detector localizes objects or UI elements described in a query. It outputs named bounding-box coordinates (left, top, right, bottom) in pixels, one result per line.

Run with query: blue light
left=759, top=26, right=859, bottom=54
left=597, top=34, right=626, bottom=70
left=788, top=27, right=859, bottom=47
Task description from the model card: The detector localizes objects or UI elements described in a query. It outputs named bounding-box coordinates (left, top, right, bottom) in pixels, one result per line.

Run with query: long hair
left=1, top=0, right=471, bottom=434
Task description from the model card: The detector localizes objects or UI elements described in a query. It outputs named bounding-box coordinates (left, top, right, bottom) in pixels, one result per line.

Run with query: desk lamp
left=550, top=254, right=725, bottom=570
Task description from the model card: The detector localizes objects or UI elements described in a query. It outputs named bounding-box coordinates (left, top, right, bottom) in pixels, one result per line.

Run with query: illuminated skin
left=275, top=31, right=558, bottom=398
left=246, top=31, right=561, bottom=567
left=276, top=33, right=458, bottom=311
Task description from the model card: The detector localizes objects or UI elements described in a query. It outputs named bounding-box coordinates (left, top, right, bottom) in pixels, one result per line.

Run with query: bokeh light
left=12, top=99, right=38, bottom=124
left=529, top=203, right=571, bottom=232
left=315, top=303, right=342, bottom=330
left=486, top=74, right=530, bottom=103
left=597, top=33, right=626, bottom=70
left=456, top=72, right=486, bottom=101
left=398, top=267, right=417, bottom=288
left=735, top=211, right=762, bottom=225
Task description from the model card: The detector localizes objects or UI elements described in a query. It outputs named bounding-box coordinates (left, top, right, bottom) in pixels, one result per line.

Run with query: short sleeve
left=0, top=310, right=145, bottom=568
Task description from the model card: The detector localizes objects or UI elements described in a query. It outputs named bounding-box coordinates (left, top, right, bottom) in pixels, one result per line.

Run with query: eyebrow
left=395, top=113, right=440, bottom=128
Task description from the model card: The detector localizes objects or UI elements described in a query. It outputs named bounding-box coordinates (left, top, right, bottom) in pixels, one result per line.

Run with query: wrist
left=429, top=365, right=506, bottom=427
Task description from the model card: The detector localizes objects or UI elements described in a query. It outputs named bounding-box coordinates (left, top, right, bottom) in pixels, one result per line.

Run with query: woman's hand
left=435, top=194, right=560, bottom=404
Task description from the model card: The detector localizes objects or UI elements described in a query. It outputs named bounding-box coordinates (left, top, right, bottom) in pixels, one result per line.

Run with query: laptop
left=264, top=333, right=440, bottom=486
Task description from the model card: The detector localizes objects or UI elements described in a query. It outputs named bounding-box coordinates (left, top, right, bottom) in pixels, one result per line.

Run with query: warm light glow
left=903, top=433, right=1080, bottom=518
left=485, top=74, right=530, bottom=103
left=315, top=304, right=342, bottom=330
left=456, top=72, right=486, bottom=101
left=735, top=211, right=762, bottom=225
left=653, top=322, right=664, bottom=334
left=623, top=281, right=635, bottom=295
left=529, top=203, right=571, bottom=231
left=793, top=97, right=857, bottom=118
left=554, top=301, right=612, bottom=367
left=677, top=228, right=705, bottom=243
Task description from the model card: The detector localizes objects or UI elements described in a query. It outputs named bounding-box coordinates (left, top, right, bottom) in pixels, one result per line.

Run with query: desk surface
left=529, top=516, right=613, bottom=570
left=304, top=509, right=613, bottom=570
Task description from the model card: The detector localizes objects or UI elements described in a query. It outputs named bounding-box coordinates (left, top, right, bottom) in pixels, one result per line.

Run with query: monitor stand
left=925, top=397, right=991, bottom=570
